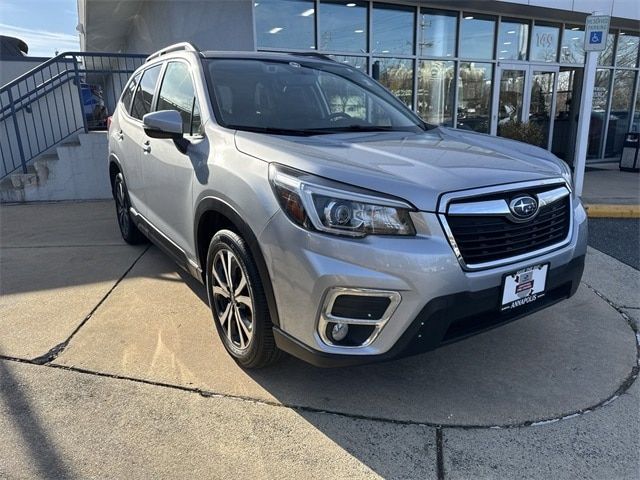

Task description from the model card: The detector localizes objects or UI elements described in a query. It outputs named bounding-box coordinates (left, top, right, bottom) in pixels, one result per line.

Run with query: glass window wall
left=498, top=19, right=529, bottom=61
left=417, top=60, right=455, bottom=126
left=560, top=26, right=585, bottom=64
left=373, top=58, right=414, bottom=108
left=616, top=33, right=639, bottom=68
left=597, top=32, right=616, bottom=66
left=457, top=62, right=493, bottom=133
left=255, top=0, right=316, bottom=50
left=319, top=0, right=368, bottom=53
left=530, top=23, right=560, bottom=62
left=372, top=3, right=414, bottom=55
left=460, top=14, right=496, bottom=60
left=418, top=9, right=457, bottom=58
left=605, top=69, right=637, bottom=156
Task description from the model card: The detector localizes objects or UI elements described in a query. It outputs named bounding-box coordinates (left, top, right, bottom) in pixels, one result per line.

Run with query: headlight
left=269, top=164, right=416, bottom=237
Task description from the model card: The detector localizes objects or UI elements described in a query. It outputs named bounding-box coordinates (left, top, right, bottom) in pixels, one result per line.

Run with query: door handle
left=142, top=140, right=151, bottom=154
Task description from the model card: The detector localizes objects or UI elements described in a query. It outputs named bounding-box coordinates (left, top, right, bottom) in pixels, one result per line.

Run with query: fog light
left=331, top=322, right=349, bottom=342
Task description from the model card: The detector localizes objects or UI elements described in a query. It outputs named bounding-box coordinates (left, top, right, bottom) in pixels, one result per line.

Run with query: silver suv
left=108, top=43, right=587, bottom=368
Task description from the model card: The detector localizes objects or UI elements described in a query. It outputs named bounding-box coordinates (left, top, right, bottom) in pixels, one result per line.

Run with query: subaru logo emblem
left=509, top=195, right=538, bottom=220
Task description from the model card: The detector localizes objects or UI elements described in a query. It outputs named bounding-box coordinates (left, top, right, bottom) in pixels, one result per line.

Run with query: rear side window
left=156, top=62, right=202, bottom=135
left=130, top=64, right=162, bottom=120
left=120, top=72, right=141, bottom=113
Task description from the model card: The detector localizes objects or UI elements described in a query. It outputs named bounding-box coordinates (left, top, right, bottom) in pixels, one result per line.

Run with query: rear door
left=120, top=63, right=162, bottom=215
left=142, top=60, right=205, bottom=253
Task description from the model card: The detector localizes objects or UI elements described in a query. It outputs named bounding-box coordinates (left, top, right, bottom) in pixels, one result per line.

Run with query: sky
left=0, top=0, right=80, bottom=57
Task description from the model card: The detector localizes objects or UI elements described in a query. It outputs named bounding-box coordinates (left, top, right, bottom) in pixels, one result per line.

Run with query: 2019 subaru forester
left=108, top=43, right=587, bottom=368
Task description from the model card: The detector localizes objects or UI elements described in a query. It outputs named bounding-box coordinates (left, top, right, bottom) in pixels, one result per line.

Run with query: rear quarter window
left=130, top=64, right=162, bottom=120
left=120, top=72, right=141, bottom=114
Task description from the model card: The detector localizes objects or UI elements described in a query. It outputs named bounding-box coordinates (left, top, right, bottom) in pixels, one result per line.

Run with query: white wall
left=124, top=0, right=255, bottom=53
left=0, top=58, right=50, bottom=87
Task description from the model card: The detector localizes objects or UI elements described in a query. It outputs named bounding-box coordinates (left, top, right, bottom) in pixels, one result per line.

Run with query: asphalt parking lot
left=1, top=201, right=639, bottom=479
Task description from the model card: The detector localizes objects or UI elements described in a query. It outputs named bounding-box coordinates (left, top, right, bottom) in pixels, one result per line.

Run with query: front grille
left=445, top=187, right=571, bottom=265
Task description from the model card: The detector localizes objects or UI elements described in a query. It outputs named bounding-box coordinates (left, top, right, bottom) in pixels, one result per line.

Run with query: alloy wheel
left=115, top=178, right=130, bottom=237
left=210, top=248, right=254, bottom=350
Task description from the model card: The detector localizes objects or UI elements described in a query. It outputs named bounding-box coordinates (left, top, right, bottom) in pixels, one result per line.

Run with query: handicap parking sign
left=584, top=15, right=610, bottom=51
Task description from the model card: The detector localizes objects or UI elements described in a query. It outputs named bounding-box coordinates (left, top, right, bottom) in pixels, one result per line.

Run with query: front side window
left=121, top=72, right=141, bottom=113
left=130, top=64, right=161, bottom=120
left=157, top=62, right=201, bottom=135
left=205, top=59, right=425, bottom=134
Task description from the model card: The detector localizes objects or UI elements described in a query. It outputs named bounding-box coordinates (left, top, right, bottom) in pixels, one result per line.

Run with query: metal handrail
left=0, top=51, right=147, bottom=179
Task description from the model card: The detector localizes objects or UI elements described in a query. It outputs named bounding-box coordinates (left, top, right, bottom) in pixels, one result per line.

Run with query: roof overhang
left=79, top=0, right=144, bottom=52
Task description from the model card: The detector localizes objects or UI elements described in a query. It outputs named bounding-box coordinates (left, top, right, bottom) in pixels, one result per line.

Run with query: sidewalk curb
left=584, top=204, right=640, bottom=218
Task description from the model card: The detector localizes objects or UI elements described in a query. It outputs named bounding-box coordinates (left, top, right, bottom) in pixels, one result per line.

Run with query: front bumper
left=258, top=200, right=588, bottom=365
left=273, top=255, right=585, bottom=367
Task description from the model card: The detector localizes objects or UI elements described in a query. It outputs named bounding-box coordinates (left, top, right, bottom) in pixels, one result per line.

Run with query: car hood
left=234, top=127, right=566, bottom=212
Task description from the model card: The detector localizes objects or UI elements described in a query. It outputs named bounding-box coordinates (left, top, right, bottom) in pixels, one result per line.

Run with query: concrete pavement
left=1, top=200, right=638, bottom=479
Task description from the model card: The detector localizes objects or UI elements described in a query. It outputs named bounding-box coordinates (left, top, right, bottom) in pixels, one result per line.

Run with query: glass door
left=528, top=69, right=558, bottom=150
left=493, top=66, right=527, bottom=137
left=491, top=64, right=559, bottom=150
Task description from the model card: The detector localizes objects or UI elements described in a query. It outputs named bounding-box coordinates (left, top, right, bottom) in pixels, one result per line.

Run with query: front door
left=491, top=64, right=559, bottom=150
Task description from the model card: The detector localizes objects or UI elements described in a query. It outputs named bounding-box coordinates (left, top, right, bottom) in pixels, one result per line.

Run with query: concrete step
left=1, top=130, right=110, bottom=203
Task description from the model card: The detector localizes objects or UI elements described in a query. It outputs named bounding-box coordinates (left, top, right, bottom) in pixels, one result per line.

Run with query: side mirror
left=143, top=110, right=183, bottom=140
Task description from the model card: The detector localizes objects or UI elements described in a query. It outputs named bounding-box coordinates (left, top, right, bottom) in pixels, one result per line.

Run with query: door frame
left=491, top=63, right=560, bottom=150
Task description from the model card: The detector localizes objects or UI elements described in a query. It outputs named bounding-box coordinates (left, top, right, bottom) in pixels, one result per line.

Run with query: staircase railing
left=0, top=51, right=147, bottom=179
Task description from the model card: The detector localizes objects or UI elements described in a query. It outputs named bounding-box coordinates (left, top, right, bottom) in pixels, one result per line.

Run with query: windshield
left=204, top=58, right=427, bottom=135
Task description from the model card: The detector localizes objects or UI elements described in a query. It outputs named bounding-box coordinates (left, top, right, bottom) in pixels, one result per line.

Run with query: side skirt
left=129, top=207, right=203, bottom=282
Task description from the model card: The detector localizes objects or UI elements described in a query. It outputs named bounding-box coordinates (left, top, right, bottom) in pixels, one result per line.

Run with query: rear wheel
left=113, top=172, right=147, bottom=245
left=206, top=230, right=282, bottom=368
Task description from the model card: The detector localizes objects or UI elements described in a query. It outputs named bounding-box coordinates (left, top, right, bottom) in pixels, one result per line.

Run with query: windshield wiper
left=228, top=125, right=321, bottom=136
left=301, top=125, right=413, bottom=134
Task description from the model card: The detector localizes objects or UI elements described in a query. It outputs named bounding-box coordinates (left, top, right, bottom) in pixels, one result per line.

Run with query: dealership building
left=79, top=0, right=640, bottom=165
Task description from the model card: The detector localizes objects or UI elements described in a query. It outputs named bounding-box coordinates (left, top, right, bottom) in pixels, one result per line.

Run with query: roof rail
left=289, top=52, right=335, bottom=62
left=146, top=42, right=201, bottom=62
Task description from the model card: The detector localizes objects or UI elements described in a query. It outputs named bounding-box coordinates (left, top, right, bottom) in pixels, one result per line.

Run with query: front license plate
left=501, top=264, right=548, bottom=311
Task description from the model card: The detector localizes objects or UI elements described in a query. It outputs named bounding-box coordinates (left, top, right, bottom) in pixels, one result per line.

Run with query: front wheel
left=206, top=230, right=282, bottom=368
left=113, top=172, right=147, bottom=245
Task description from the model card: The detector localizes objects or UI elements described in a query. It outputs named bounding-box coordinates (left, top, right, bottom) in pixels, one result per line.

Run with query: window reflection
left=319, top=1, right=367, bottom=53
left=255, top=0, right=315, bottom=50
left=529, top=70, right=556, bottom=148
left=530, top=23, right=560, bottom=62
left=460, top=14, right=496, bottom=60
left=328, top=55, right=368, bottom=72
left=587, top=69, right=610, bottom=158
left=560, top=26, right=585, bottom=64
left=417, top=60, right=454, bottom=126
left=597, top=32, right=615, bottom=66
left=497, top=69, right=526, bottom=137
left=373, top=58, right=414, bottom=108
left=418, top=9, right=457, bottom=58
left=616, top=33, right=639, bottom=68
left=498, top=19, right=529, bottom=61
left=372, top=3, right=414, bottom=55
left=606, top=69, right=636, bottom=156
left=457, top=62, right=493, bottom=133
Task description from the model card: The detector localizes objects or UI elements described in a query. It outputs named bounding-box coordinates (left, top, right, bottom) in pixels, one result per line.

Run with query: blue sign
left=589, top=31, right=603, bottom=45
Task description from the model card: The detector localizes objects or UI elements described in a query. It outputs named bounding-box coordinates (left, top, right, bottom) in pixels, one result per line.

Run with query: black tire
left=206, top=229, right=283, bottom=368
left=113, top=172, right=147, bottom=245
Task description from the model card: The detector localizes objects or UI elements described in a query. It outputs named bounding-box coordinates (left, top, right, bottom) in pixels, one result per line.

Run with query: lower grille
left=444, top=185, right=571, bottom=266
